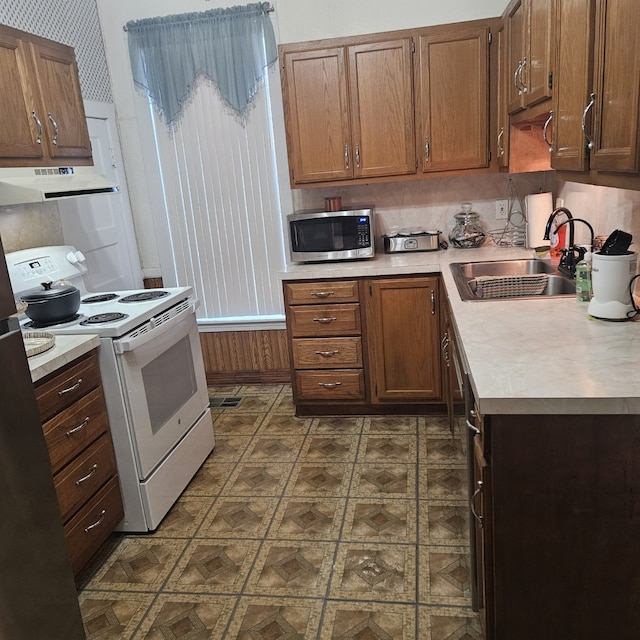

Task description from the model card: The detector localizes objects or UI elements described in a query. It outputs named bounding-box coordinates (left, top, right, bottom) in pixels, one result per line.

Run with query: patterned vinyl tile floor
left=77, top=384, right=483, bottom=639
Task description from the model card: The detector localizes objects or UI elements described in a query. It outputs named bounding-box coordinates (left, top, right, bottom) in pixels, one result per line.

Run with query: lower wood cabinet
left=365, top=276, right=441, bottom=402
left=469, top=407, right=640, bottom=639
left=283, top=274, right=445, bottom=415
left=34, top=349, right=124, bottom=579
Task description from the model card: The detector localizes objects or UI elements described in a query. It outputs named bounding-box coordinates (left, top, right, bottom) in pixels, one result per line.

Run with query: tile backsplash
left=0, top=204, right=64, bottom=253
left=290, top=172, right=552, bottom=240
left=290, top=172, right=640, bottom=252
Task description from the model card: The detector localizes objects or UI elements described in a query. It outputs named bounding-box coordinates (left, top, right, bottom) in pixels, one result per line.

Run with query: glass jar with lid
left=449, top=202, right=487, bottom=249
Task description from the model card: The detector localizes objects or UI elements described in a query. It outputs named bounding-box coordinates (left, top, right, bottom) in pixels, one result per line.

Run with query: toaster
left=383, top=230, right=444, bottom=253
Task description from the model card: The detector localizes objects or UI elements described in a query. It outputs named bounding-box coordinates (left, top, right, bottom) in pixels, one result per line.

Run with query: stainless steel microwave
left=287, top=208, right=375, bottom=263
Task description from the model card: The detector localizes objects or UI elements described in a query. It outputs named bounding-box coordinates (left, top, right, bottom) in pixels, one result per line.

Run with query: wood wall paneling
left=200, top=330, right=291, bottom=385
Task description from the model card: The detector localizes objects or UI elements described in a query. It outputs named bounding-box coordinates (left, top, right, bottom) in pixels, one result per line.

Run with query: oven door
left=113, top=303, right=209, bottom=479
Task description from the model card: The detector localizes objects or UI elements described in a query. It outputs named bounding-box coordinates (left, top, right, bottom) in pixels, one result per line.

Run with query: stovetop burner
left=82, top=293, right=119, bottom=303
left=25, top=314, right=81, bottom=329
left=80, top=312, right=129, bottom=325
left=119, top=291, right=169, bottom=303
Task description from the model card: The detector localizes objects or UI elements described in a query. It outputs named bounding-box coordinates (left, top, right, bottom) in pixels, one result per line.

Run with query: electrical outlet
left=496, top=199, right=508, bottom=219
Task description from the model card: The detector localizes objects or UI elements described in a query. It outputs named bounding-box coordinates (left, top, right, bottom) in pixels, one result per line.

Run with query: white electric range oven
left=7, top=246, right=214, bottom=532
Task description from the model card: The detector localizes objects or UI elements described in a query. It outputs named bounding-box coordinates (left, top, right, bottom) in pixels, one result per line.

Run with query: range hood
left=0, top=166, right=119, bottom=205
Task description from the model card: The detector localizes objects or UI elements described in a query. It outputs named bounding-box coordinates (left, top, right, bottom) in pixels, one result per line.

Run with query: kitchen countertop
left=27, top=334, right=101, bottom=383
left=280, top=246, right=640, bottom=415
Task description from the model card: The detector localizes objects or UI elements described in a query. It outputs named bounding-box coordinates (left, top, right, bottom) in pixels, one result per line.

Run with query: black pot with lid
left=21, top=280, right=81, bottom=324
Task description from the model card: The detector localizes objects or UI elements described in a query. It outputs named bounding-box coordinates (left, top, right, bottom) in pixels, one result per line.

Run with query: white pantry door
left=58, top=102, right=143, bottom=292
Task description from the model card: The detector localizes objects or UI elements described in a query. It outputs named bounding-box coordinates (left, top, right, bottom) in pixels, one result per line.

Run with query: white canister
left=588, top=252, right=637, bottom=320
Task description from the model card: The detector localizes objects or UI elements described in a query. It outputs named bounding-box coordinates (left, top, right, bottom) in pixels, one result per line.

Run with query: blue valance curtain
left=125, top=2, right=277, bottom=127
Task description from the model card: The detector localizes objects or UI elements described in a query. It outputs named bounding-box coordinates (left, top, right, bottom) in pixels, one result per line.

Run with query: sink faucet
left=543, top=206, right=574, bottom=249
left=548, top=216, right=595, bottom=277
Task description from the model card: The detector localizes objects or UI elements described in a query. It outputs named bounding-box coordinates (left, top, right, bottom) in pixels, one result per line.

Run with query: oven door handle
left=114, top=301, right=197, bottom=354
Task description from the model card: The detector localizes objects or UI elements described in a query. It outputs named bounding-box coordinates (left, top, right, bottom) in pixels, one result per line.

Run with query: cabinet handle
left=47, top=112, right=59, bottom=145
left=520, top=57, right=528, bottom=93
left=313, top=316, right=337, bottom=324
left=471, top=480, right=484, bottom=528
left=66, top=416, right=90, bottom=437
left=582, top=92, right=596, bottom=150
left=441, top=335, right=450, bottom=367
left=344, top=144, right=350, bottom=170
left=430, top=290, right=435, bottom=315
left=497, top=126, right=505, bottom=157
left=75, top=463, right=98, bottom=486
left=543, top=110, right=554, bottom=153
left=318, top=382, right=342, bottom=389
left=355, top=143, right=361, bottom=168
left=31, top=111, right=43, bottom=144
left=310, top=291, right=335, bottom=298
left=513, top=60, right=523, bottom=92
left=315, top=350, right=339, bottom=357
left=58, top=378, right=83, bottom=396
left=424, top=137, right=430, bottom=162
left=84, top=509, right=106, bottom=533
left=466, top=419, right=481, bottom=436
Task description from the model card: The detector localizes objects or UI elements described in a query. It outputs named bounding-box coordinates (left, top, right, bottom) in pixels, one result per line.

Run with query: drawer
left=43, top=386, right=110, bottom=473
left=284, top=280, right=359, bottom=305
left=35, top=352, right=101, bottom=422
left=292, top=337, right=363, bottom=369
left=64, top=476, right=124, bottom=577
left=289, top=303, right=361, bottom=337
left=54, top=433, right=118, bottom=522
left=295, top=369, right=365, bottom=401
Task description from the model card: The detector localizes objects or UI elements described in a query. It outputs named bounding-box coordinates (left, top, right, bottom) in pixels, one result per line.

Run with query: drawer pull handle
left=313, top=316, right=337, bottom=324
left=66, top=416, right=90, bottom=437
left=84, top=509, right=106, bottom=533
left=58, top=378, right=83, bottom=396
left=310, top=291, right=335, bottom=298
left=319, top=382, right=342, bottom=389
left=75, top=464, right=98, bottom=486
left=466, top=419, right=480, bottom=436
left=471, top=480, right=484, bottom=528
left=315, top=350, right=339, bottom=357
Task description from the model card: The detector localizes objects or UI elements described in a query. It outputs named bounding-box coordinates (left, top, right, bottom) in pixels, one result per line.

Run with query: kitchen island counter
left=27, top=334, right=101, bottom=383
left=280, top=246, right=640, bottom=415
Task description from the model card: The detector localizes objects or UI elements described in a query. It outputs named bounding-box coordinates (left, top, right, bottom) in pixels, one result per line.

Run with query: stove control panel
left=15, top=256, right=60, bottom=281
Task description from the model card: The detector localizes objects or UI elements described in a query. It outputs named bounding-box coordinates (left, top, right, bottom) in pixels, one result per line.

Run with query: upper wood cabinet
left=495, top=18, right=510, bottom=167
left=551, top=0, right=640, bottom=174
left=280, top=19, right=496, bottom=187
left=590, top=0, right=640, bottom=173
left=415, top=23, right=491, bottom=173
left=506, top=0, right=554, bottom=115
left=280, top=36, right=415, bottom=185
left=0, top=24, right=92, bottom=167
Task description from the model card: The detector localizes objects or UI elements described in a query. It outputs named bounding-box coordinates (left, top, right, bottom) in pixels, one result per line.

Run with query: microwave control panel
left=357, top=217, right=371, bottom=247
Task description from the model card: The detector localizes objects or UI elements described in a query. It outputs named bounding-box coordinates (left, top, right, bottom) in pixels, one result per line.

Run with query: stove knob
left=73, top=250, right=86, bottom=263
left=66, top=251, right=79, bottom=264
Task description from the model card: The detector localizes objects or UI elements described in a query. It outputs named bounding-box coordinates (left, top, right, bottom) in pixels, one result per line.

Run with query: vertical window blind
left=146, top=76, right=286, bottom=326
left=126, top=3, right=286, bottom=328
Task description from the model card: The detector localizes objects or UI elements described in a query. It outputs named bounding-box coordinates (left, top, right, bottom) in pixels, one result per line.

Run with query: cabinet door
left=282, top=47, right=352, bottom=184
left=471, top=427, right=493, bottom=638
left=590, top=0, right=640, bottom=172
left=0, top=28, right=44, bottom=161
left=526, top=0, right=554, bottom=107
left=348, top=38, right=415, bottom=178
left=29, top=39, right=92, bottom=161
left=366, top=277, right=441, bottom=403
left=507, top=0, right=527, bottom=114
left=496, top=18, right=510, bottom=167
left=551, top=0, right=595, bottom=171
left=416, top=24, right=490, bottom=173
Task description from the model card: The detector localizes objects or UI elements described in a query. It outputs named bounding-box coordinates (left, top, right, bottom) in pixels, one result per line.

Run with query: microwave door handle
left=114, top=301, right=197, bottom=354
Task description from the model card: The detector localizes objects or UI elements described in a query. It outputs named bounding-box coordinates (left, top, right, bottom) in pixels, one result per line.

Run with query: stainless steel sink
left=450, top=259, right=576, bottom=301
